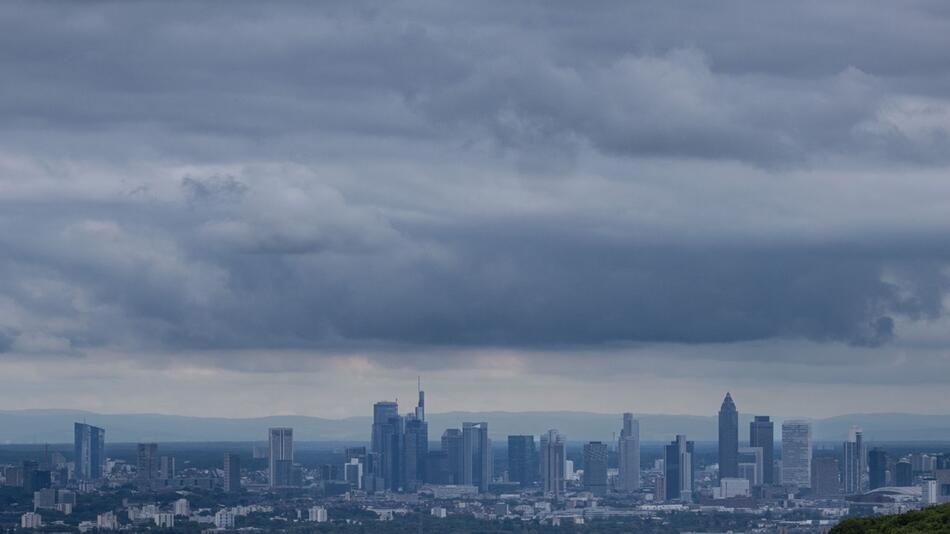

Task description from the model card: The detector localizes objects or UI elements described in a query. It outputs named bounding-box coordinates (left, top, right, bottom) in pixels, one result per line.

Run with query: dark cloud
left=0, top=0, right=949, bottom=366
left=1, top=1, right=949, bottom=165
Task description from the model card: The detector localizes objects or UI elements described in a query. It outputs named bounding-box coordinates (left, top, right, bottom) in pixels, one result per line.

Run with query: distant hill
left=2, top=409, right=950, bottom=443
left=831, top=503, right=950, bottom=533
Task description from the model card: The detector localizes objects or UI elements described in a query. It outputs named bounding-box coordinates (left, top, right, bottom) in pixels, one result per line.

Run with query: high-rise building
left=811, top=456, right=840, bottom=497
left=223, top=453, right=241, bottom=492
left=718, top=393, right=739, bottom=481
left=268, top=427, right=293, bottom=488
left=664, top=435, right=694, bottom=501
left=441, top=429, right=464, bottom=484
left=781, top=420, right=812, bottom=489
left=583, top=441, right=609, bottom=496
left=842, top=426, right=866, bottom=494
left=738, top=447, right=764, bottom=487
left=463, top=422, right=490, bottom=492
left=618, top=413, right=640, bottom=492
left=73, top=423, right=105, bottom=481
left=540, top=430, right=566, bottom=497
left=869, top=448, right=887, bottom=490
left=371, top=401, right=404, bottom=491
left=159, top=456, right=175, bottom=479
left=896, top=460, right=913, bottom=487
left=136, top=443, right=159, bottom=482
left=507, top=435, right=536, bottom=487
left=371, top=401, right=399, bottom=454
left=654, top=475, right=666, bottom=503
left=402, top=415, right=428, bottom=491
left=749, top=416, right=774, bottom=485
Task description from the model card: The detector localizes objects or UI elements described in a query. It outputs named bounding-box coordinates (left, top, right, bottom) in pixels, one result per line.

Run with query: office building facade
left=73, top=423, right=105, bottom=481
left=749, top=416, right=774, bottom=485
left=507, top=435, right=536, bottom=487
left=583, top=441, right=609, bottom=496
left=781, top=420, right=812, bottom=489
left=664, top=434, right=694, bottom=501
left=268, top=427, right=294, bottom=488
left=718, top=393, right=739, bottom=481
left=540, top=429, right=566, bottom=497
left=618, top=413, right=641, bottom=491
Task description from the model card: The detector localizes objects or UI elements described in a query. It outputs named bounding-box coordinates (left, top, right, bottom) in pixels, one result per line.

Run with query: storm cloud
left=2, top=1, right=950, bottom=416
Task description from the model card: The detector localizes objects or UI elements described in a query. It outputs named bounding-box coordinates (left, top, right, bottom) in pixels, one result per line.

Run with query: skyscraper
left=868, top=448, right=887, bottom=490
left=583, top=441, right=609, bottom=496
left=441, top=428, right=464, bottom=484
left=781, top=420, right=812, bottom=489
left=664, top=435, right=694, bottom=501
left=137, top=443, right=159, bottom=482
left=896, top=460, right=912, bottom=487
left=618, top=413, right=641, bottom=492
left=718, top=393, right=739, bottom=481
left=402, top=390, right=428, bottom=492
left=371, top=401, right=399, bottom=454
left=507, top=435, right=536, bottom=487
left=268, top=427, right=293, bottom=488
left=540, top=430, right=566, bottom=497
left=73, top=423, right=105, bottom=481
left=842, top=426, right=866, bottom=494
left=749, top=416, right=774, bottom=485
left=462, top=422, right=490, bottom=492
left=223, top=453, right=241, bottom=493
left=371, top=401, right=403, bottom=491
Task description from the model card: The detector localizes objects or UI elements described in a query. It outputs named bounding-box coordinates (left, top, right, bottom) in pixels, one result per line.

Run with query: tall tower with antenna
left=415, top=376, right=425, bottom=422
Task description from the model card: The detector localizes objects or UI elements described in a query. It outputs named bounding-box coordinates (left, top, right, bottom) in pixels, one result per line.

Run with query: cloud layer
left=2, top=1, right=950, bottom=414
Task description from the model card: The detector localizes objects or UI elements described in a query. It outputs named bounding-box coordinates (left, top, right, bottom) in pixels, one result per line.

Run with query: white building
left=714, top=477, right=751, bottom=499
left=174, top=498, right=190, bottom=516
left=308, top=506, right=327, bottom=522
left=344, top=458, right=363, bottom=489
left=922, top=479, right=939, bottom=506
left=97, top=511, right=119, bottom=530
left=431, top=507, right=447, bottom=518
left=781, top=420, right=812, bottom=489
left=214, top=509, right=236, bottom=529
left=154, top=512, right=175, bottom=528
left=21, top=512, right=43, bottom=529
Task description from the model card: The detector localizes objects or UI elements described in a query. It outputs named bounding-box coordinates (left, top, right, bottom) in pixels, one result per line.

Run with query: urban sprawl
left=2, top=389, right=949, bottom=533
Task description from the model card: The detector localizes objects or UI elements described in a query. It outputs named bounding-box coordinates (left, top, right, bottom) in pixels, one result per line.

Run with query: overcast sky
left=3, top=1, right=950, bottom=419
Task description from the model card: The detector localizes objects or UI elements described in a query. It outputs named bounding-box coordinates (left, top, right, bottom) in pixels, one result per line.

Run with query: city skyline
left=4, top=1, right=950, bottom=530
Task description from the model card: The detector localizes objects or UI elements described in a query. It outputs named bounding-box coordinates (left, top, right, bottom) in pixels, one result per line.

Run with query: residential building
left=224, top=452, right=241, bottom=492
